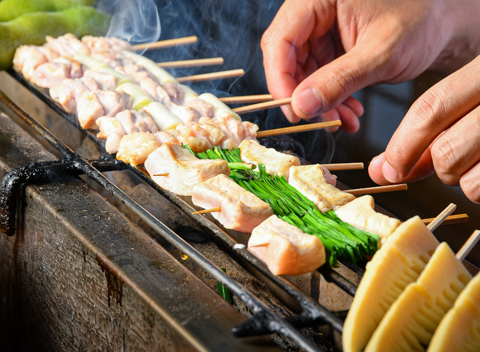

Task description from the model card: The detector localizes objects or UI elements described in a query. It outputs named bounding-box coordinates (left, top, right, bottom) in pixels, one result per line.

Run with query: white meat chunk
left=162, top=82, right=184, bottom=104
left=116, top=132, right=162, bottom=166
left=83, top=69, right=117, bottom=90
left=192, top=174, right=273, bottom=232
left=335, top=195, right=401, bottom=240
left=186, top=98, right=214, bottom=118
left=248, top=215, right=326, bottom=276
left=96, top=117, right=127, bottom=154
left=31, top=59, right=82, bottom=88
left=81, top=35, right=133, bottom=53
left=45, top=33, right=90, bottom=59
left=239, top=139, right=299, bottom=179
left=49, top=77, right=99, bottom=113
left=145, top=143, right=231, bottom=196
left=288, top=165, right=354, bottom=213
left=13, top=45, right=59, bottom=80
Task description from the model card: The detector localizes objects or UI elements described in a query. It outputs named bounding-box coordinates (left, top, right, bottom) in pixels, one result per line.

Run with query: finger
left=342, top=96, right=364, bottom=117
left=381, top=57, right=480, bottom=182
left=460, top=162, right=480, bottom=203
left=261, top=1, right=337, bottom=119
left=335, top=103, right=360, bottom=133
left=431, top=105, right=480, bottom=185
left=291, top=41, right=391, bottom=119
left=369, top=149, right=435, bottom=185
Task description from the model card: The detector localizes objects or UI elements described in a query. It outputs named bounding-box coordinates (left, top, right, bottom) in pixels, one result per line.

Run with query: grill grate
left=2, top=71, right=362, bottom=351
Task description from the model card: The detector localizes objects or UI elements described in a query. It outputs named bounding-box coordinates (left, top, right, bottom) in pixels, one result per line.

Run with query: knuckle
left=324, top=65, right=356, bottom=98
left=409, top=90, right=446, bottom=129
left=460, top=176, right=480, bottom=204
left=431, top=139, right=460, bottom=185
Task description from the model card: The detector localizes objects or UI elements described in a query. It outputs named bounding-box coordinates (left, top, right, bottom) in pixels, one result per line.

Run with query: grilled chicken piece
left=191, top=174, right=272, bottom=232
left=248, top=215, right=325, bottom=276
left=31, top=59, right=82, bottom=88
left=96, top=110, right=159, bottom=154
left=49, top=77, right=99, bottom=113
left=77, top=90, right=132, bottom=130
left=288, top=165, right=352, bottom=213
left=13, top=45, right=59, bottom=80
left=186, top=98, right=214, bottom=118
left=335, top=195, right=401, bottom=240
left=366, top=242, right=471, bottom=352
left=146, top=143, right=231, bottom=196
left=117, top=132, right=162, bottom=166
left=83, top=69, right=117, bottom=90
left=45, top=33, right=90, bottom=59
left=81, top=35, right=133, bottom=53
left=239, top=140, right=299, bottom=179
left=163, top=82, right=184, bottom=104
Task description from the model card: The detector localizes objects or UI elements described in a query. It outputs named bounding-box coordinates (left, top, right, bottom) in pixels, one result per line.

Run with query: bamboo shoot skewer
left=133, top=36, right=198, bottom=51
left=426, top=203, right=457, bottom=231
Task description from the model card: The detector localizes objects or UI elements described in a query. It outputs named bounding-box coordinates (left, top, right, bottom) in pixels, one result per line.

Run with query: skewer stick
left=343, top=184, right=408, bottom=196
left=219, top=94, right=273, bottom=104
left=233, top=97, right=292, bottom=114
left=153, top=173, right=169, bottom=177
left=177, top=69, right=244, bottom=83
left=422, top=213, right=469, bottom=226
left=192, top=207, right=221, bottom=215
left=256, top=120, right=342, bottom=138
left=426, top=203, right=457, bottom=231
left=157, top=57, right=224, bottom=68
left=133, top=36, right=198, bottom=51
left=322, top=163, right=364, bottom=171
left=456, top=230, right=480, bottom=261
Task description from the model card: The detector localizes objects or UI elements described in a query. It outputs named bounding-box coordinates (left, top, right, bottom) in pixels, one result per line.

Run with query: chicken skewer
left=132, top=35, right=198, bottom=51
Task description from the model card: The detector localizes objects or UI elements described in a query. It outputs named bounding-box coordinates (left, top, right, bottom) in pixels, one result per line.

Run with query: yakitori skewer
left=456, top=230, right=480, bottom=261
left=192, top=207, right=221, bottom=215
left=422, top=213, right=469, bottom=226
left=426, top=203, right=457, bottom=231
left=345, top=184, right=408, bottom=196
left=219, top=94, right=273, bottom=104
left=322, top=163, right=364, bottom=171
left=232, top=97, right=292, bottom=114
left=256, top=121, right=342, bottom=138
left=157, top=57, right=224, bottom=68
left=176, top=69, right=245, bottom=83
left=133, top=36, right=198, bottom=51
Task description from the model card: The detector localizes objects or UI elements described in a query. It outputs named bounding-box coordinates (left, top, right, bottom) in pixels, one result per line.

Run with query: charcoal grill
left=1, top=48, right=478, bottom=352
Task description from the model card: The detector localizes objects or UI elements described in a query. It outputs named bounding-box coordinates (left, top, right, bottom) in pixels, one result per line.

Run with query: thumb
left=291, top=44, right=385, bottom=119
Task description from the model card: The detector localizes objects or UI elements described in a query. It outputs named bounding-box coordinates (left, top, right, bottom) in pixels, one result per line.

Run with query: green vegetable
left=0, top=0, right=95, bottom=22
left=0, top=6, right=110, bottom=70
left=217, top=268, right=232, bottom=304
left=184, top=145, right=379, bottom=267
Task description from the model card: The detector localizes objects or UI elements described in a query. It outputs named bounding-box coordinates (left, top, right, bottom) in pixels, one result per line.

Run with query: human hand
left=369, top=55, right=480, bottom=203
left=261, top=0, right=478, bottom=131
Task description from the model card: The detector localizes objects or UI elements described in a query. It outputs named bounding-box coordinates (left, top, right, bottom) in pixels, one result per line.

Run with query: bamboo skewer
left=157, top=57, right=224, bottom=68
left=153, top=173, right=169, bottom=177
left=177, top=69, right=244, bottom=83
left=192, top=207, right=221, bottom=215
left=322, top=163, right=364, bottom=171
left=233, top=97, right=292, bottom=114
left=256, top=120, right=342, bottom=138
left=456, top=230, right=480, bottom=261
left=133, top=36, right=198, bottom=51
left=219, top=94, right=273, bottom=104
left=426, top=203, right=457, bottom=231
left=344, top=184, right=408, bottom=196
left=421, top=213, right=468, bottom=226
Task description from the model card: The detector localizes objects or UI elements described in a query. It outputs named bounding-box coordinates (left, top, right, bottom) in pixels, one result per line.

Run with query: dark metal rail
left=2, top=73, right=363, bottom=349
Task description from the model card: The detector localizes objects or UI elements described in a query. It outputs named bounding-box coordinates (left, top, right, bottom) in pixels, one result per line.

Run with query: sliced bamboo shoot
left=428, top=272, right=480, bottom=352
left=342, top=216, right=439, bottom=352
left=366, top=242, right=472, bottom=351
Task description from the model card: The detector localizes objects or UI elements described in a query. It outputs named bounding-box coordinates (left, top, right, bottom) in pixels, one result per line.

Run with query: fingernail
left=296, top=87, right=323, bottom=116
left=382, top=161, right=399, bottom=183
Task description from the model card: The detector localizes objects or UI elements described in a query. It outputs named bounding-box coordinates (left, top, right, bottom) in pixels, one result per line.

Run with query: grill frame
left=2, top=69, right=365, bottom=351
